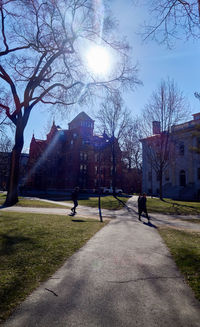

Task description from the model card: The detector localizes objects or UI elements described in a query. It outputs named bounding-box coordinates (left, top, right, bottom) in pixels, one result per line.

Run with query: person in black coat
left=138, top=192, right=149, bottom=222
left=71, top=187, right=79, bottom=215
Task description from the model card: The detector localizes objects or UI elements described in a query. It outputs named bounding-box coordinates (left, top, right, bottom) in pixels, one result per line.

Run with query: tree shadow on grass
left=0, top=234, right=34, bottom=256
left=71, top=219, right=85, bottom=223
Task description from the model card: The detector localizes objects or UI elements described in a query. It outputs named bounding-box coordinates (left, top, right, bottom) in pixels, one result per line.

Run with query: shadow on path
left=143, top=221, right=157, bottom=229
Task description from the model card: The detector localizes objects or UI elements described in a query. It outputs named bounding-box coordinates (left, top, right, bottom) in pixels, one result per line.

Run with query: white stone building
left=141, top=113, right=200, bottom=200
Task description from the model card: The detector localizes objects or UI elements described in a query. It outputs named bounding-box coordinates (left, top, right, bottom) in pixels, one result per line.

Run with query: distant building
left=26, top=112, right=123, bottom=191
left=141, top=113, right=200, bottom=200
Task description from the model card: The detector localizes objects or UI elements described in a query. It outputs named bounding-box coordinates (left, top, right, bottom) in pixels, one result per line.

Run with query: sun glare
left=85, top=45, right=111, bottom=76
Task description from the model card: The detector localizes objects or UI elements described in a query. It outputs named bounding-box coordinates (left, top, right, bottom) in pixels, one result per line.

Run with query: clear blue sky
left=23, top=0, right=200, bottom=152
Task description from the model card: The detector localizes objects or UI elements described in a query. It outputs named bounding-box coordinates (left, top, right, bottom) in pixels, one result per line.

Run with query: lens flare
left=85, top=45, right=111, bottom=76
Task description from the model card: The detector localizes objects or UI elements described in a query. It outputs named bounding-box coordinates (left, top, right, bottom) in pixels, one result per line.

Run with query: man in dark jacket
left=71, top=187, right=79, bottom=215
left=138, top=192, right=149, bottom=222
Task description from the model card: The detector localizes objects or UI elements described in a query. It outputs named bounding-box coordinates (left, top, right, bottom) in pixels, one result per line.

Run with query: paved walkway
left=2, top=197, right=200, bottom=326
left=1, top=196, right=200, bottom=231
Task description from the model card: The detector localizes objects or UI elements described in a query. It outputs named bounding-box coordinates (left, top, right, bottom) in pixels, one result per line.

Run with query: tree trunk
left=159, top=170, right=163, bottom=200
left=98, top=193, right=103, bottom=222
left=4, top=123, right=24, bottom=207
left=111, top=136, right=116, bottom=195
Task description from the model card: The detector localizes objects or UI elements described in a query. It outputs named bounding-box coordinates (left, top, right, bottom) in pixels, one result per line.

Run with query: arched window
left=180, top=170, right=186, bottom=187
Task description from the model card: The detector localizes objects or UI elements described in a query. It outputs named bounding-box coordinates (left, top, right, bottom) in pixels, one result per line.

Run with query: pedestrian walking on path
left=70, top=187, right=79, bottom=216
left=138, top=192, right=149, bottom=223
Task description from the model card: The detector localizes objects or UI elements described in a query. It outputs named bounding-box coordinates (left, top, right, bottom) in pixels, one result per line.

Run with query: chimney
left=152, top=121, right=161, bottom=134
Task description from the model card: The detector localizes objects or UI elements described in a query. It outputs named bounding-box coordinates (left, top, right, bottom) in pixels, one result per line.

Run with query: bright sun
left=85, top=45, right=111, bottom=76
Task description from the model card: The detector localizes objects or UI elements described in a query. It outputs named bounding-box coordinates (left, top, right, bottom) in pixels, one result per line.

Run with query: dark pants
left=71, top=199, right=78, bottom=213
left=139, top=207, right=149, bottom=219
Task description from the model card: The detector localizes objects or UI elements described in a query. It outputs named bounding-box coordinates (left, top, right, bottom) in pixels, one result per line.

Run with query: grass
left=0, top=193, right=67, bottom=208
left=67, top=195, right=129, bottom=210
left=147, top=197, right=200, bottom=215
left=159, top=227, right=200, bottom=301
left=0, top=211, right=107, bottom=323
left=0, top=193, right=128, bottom=210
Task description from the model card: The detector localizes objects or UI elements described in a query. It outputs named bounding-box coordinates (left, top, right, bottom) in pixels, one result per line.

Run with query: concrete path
left=1, top=196, right=200, bottom=231
left=2, top=198, right=200, bottom=326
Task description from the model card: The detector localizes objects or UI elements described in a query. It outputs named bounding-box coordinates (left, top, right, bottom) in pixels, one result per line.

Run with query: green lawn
left=147, top=197, right=200, bottom=215
left=159, top=227, right=200, bottom=301
left=0, top=193, right=128, bottom=210
left=0, top=194, right=67, bottom=208
left=0, top=211, right=107, bottom=323
left=67, top=195, right=129, bottom=210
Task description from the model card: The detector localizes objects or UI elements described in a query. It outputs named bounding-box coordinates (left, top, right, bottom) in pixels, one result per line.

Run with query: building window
left=80, top=152, right=87, bottom=161
left=80, top=164, right=87, bottom=172
left=70, top=140, right=74, bottom=145
left=179, top=143, right=184, bottom=156
left=82, top=140, right=90, bottom=145
left=180, top=170, right=186, bottom=187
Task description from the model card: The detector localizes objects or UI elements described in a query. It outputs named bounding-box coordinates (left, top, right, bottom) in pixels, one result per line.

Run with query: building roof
left=70, top=111, right=94, bottom=124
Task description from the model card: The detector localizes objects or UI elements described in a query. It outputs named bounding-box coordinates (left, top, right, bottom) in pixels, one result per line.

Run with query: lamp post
left=97, top=143, right=103, bottom=223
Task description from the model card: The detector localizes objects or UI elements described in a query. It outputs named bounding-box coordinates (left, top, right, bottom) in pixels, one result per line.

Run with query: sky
left=23, top=0, right=200, bottom=152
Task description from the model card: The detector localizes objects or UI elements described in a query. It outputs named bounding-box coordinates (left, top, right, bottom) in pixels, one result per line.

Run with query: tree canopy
left=0, top=0, right=140, bottom=206
left=143, top=0, right=200, bottom=46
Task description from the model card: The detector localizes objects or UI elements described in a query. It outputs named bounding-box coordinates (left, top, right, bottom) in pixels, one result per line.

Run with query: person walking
left=70, top=187, right=79, bottom=215
left=137, top=193, right=142, bottom=216
left=138, top=192, right=149, bottom=222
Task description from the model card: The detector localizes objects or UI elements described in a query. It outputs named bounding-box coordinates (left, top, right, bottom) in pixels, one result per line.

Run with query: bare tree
left=0, top=0, right=140, bottom=206
left=140, top=78, right=190, bottom=199
left=142, top=0, right=200, bottom=46
left=96, top=92, right=133, bottom=139
left=0, top=134, right=13, bottom=152
left=121, top=118, right=142, bottom=170
left=0, top=87, right=14, bottom=138
left=96, top=92, right=133, bottom=195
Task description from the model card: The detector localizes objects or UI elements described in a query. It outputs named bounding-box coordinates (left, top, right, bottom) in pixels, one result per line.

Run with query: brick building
left=26, top=112, right=123, bottom=191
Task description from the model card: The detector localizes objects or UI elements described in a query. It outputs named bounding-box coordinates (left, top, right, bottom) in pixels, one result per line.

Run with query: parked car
left=103, top=187, right=123, bottom=194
